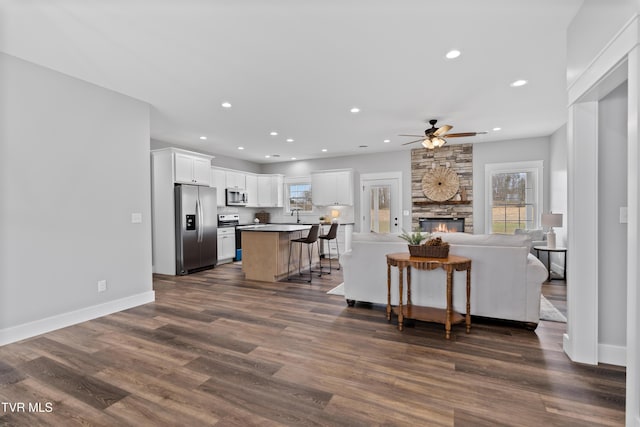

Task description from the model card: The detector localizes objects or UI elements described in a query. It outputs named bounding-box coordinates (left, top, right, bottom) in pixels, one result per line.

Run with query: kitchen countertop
left=238, top=224, right=312, bottom=232
left=238, top=222, right=355, bottom=227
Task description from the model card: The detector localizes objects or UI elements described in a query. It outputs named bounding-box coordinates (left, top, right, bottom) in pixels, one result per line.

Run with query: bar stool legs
left=318, top=223, right=340, bottom=274
left=287, top=225, right=320, bottom=283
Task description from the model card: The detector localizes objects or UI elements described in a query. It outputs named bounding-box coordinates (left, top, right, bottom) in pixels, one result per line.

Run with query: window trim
left=484, top=160, right=543, bottom=233
left=284, top=176, right=314, bottom=213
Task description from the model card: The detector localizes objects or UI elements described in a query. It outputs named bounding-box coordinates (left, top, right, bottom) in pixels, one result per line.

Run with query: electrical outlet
left=97, top=280, right=107, bottom=293
left=620, top=207, right=628, bottom=224
left=131, top=213, right=142, bottom=224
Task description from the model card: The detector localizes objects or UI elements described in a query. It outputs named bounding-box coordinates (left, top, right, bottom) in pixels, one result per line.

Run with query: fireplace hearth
left=419, top=217, right=465, bottom=233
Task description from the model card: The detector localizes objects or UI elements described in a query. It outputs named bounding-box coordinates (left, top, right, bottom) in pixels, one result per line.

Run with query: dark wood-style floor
left=0, top=263, right=625, bottom=426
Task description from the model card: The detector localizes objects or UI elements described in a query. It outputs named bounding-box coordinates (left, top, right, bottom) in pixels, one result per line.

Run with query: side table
left=386, top=252, right=472, bottom=339
left=533, top=246, right=567, bottom=281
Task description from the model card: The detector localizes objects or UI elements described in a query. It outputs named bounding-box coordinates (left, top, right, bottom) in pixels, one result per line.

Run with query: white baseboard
left=550, top=261, right=565, bottom=277
left=0, top=291, right=155, bottom=346
left=599, top=343, right=626, bottom=366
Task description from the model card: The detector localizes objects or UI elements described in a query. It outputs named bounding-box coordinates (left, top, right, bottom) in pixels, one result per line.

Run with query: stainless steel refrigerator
left=175, top=184, right=217, bottom=275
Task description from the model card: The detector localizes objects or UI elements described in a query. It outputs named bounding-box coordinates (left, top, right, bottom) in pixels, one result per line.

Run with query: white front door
left=360, top=173, right=401, bottom=233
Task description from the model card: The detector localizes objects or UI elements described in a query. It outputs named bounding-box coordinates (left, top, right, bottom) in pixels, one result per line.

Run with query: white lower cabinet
left=217, top=228, right=236, bottom=263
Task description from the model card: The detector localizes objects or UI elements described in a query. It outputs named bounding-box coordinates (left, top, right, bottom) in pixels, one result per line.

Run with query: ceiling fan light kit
left=401, top=119, right=486, bottom=149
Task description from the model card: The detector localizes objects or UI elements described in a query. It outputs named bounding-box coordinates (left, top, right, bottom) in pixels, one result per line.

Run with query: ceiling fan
left=400, top=119, right=487, bottom=149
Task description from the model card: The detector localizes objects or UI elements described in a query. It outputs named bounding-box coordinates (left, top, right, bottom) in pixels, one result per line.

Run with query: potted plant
left=399, top=230, right=449, bottom=258
left=399, top=229, right=428, bottom=246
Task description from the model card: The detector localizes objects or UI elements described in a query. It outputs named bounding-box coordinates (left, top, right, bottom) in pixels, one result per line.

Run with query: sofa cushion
left=514, top=228, right=545, bottom=241
left=432, top=232, right=531, bottom=248
left=351, top=232, right=403, bottom=243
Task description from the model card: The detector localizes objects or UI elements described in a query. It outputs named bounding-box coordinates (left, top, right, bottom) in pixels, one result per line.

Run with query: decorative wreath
left=422, top=167, right=460, bottom=202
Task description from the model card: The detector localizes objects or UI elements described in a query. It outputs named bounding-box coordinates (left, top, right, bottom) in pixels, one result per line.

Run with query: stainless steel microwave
left=226, top=188, right=247, bottom=206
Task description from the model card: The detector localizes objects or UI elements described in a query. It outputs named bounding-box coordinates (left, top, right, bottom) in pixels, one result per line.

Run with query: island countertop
left=238, top=224, right=311, bottom=232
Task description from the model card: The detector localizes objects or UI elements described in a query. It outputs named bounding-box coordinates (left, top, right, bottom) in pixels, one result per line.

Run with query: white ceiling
left=0, top=0, right=583, bottom=163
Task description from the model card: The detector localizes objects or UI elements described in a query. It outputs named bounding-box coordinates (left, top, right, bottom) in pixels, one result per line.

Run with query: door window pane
left=370, top=185, right=391, bottom=233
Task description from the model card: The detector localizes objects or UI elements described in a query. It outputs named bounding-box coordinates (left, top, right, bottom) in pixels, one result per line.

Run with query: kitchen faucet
left=291, top=208, right=301, bottom=223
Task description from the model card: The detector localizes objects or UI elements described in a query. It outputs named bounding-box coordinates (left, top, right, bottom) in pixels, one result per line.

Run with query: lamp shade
left=541, top=213, right=563, bottom=228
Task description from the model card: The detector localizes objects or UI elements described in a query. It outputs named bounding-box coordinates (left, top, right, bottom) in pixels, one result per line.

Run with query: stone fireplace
left=412, top=144, right=473, bottom=233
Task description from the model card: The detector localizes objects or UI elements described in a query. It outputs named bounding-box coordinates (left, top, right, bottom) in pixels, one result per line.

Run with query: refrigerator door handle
left=196, top=198, right=203, bottom=243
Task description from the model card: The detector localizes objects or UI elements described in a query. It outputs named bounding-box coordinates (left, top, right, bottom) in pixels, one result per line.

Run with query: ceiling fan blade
left=399, top=134, right=424, bottom=137
left=401, top=138, right=425, bottom=145
left=433, top=125, right=452, bottom=136
left=444, top=132, right=488, bottom=138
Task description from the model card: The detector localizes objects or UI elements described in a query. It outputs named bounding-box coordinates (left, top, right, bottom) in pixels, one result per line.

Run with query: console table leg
left=407, top=266, right=412, bottom=305
left=466, top=266, right=471, bottom=333
left=386, top=263, right=391, bottom=321
left=445, top=268, right=453, bottom=339
left=398, top=268, right=404, bottom=331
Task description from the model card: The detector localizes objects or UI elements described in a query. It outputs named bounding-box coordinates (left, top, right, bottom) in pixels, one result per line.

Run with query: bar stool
left=318, top=223, right=340, bottom=274
left=287, top=224, right=320, bottom=283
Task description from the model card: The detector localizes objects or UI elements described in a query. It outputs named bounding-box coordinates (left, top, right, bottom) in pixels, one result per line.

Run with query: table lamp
left=541, top=213, right=563, bottom=248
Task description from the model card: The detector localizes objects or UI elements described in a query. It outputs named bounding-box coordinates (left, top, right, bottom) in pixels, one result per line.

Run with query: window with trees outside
left=286, top=178, right=313, bottom=213
left=485, top=161, right=543, bottom=234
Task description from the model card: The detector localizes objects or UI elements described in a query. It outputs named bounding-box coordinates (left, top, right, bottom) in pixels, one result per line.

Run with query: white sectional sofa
left=339, top=232, right=548, bottom=327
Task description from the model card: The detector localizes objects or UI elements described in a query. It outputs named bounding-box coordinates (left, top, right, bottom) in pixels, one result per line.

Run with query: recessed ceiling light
left=237, top=146, right=244, bottom=150
left=221, top=102, right=232, bottom=108
left=199, top=136, right=207, bottom=140
left=445, top=49, right=461, bottom=59
left=286, top=138, right=294, bottom=143
left=510, top=79, right=528, bottom=87
left=265, top=155, right=271, bottom=158
left=350, top=107, right=360, bottom=113
left=383, top=139, right=391, bottom=143
left=291, top=157, right=296, bottom=160
left=321, top=148, right=328, bottom=152
left=493, top=127, right=502, bottom=131
left=270, top=131, right=278, bottom=136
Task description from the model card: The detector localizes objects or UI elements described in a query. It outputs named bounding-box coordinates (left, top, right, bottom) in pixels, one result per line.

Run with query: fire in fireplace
left=419, top=217, right=465, bottom=233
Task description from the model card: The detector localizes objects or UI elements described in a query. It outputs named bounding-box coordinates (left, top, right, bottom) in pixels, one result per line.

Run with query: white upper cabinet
left=311, top=169, right=354, bottom=206
left=174, top=152, right=212, bottom=186
left=272, top=174, right=284, bottom=207
left=257, top=174, right=284, bottom=207
left=211, top=168, right=227, bottom=206
left=226, top=170, right=246, bottom=189
left=245, top=173, right=258, bottom=207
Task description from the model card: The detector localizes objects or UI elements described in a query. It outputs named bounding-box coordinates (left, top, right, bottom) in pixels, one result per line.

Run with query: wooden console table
left=386, top=253, right=472, bottom=339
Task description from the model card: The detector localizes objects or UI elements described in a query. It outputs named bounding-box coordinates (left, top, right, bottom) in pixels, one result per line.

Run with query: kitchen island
left=241, top=224, right=320, bottom=282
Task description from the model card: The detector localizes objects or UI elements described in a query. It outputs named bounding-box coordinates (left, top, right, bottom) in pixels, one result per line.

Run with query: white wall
left=598, top=81, right=628, bottom=348
left=261, top=150, right=412, bottom=232
left=472, top=137, right=551, bottom=234
left=260, top=140, right=552, bottom=235
left=0, top=53, right=154, bottom=344
left=548, top=125, right=569, bottom=277
left=567, top=0, right=637, bottom=86
left=151, top=138, right=262, bottom=174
